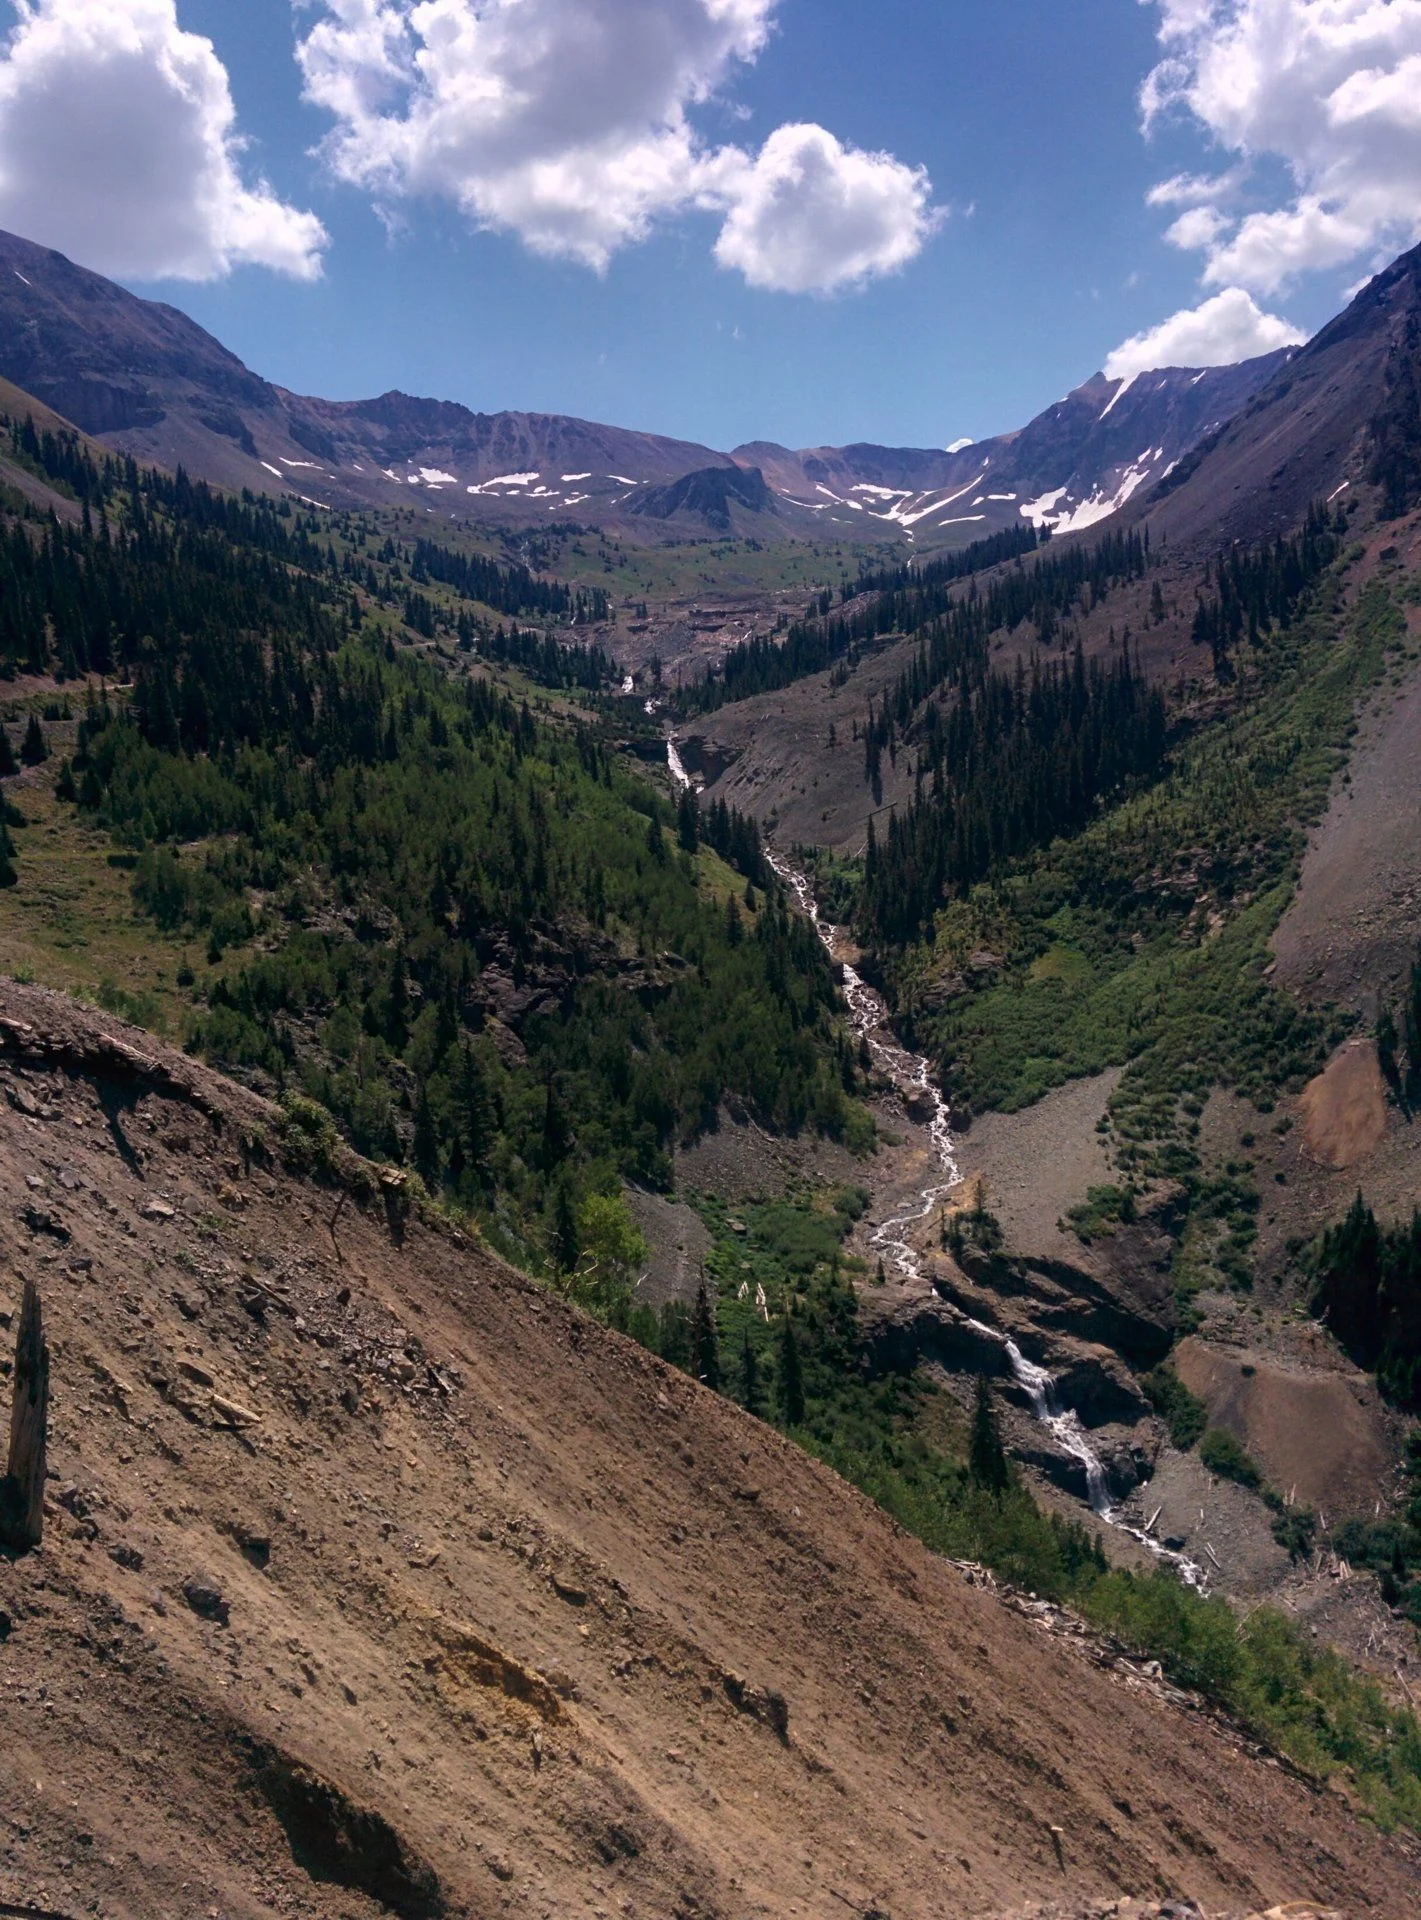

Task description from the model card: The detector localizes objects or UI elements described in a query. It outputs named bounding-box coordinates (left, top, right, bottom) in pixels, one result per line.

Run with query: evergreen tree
left=551, top=1178, right=580, bottom=1274
left=412, top=1084, right=440, bottom=1188
left=969, top=1376, right=1009, bottom=1491
left=542, top=1073, right=571, bottom=1172
left=0, top=817, right=16, bottom=889
left=659, top=1299, right=692, bottom=1370
left=0, top=728, right=15, bottom=777
left=739, top=1327, right=762, bottom=1416
left=385, top=946, right=408, bottom=1049
left=458, top=1043, right=494, bottom=1193
left=777, top=1316, right=805, bottom=1427
left=1378, top=1005, right=1402, bottom=1097
left=692, top=1276, right=720, bottom=1390
left=20, top=715, right=46, bottom=766
left=676, top=786, right=699, bottom=855
left=1406, top=958, right=1421, bottom=1106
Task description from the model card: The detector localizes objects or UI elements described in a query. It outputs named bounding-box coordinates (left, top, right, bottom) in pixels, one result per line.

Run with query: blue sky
left=3, top=2, right=1420, bottom=452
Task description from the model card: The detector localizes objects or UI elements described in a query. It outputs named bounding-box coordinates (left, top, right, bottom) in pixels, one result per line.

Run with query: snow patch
left=13, top=270, right=30, bottom=285
left=561, top=472, right=592, bottom=482
left=608, top=474, right=640, bottom=486
left=1019, top=486, right=1070, bottom=528
left=260, top=461, right=283, bottom=478
left=852, top=483, right=911, bottom=499
left=419, top=467, right=458, bottom=486
left=1098, top=372, right=1137, bottom=422
left=468, top=471, right=540, bottom=493
left=945, top=437, right=973, bottom=453
left=280, top=458, right=322, bottom=469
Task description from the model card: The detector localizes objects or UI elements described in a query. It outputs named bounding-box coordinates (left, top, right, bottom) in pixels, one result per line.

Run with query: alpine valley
left=2, top=221, right=1421, bottom=1920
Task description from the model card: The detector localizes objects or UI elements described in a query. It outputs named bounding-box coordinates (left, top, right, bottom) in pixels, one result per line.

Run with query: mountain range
left=4, top=218, right=1421, bottom=1920
left=0, top=224, right=1285, bottom=545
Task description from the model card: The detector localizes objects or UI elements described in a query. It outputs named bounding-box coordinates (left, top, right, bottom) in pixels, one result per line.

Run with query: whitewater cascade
left=659, top=725, right=1204, bottom=1585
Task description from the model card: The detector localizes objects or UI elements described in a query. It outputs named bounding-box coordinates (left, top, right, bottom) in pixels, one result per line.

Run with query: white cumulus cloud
left=296, top=0, right=937, bottom=292
left=1104, top=285, right=1306, bottom=380
left=0, top=0, right=326, bottom=280
left=1141, top=0, right=1421, bottom=294
left=707, top=123, right=936, bottom=294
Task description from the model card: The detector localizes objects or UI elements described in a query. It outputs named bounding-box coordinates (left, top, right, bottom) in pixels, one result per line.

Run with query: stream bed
left=662, top=724, right=1203, bottom=1585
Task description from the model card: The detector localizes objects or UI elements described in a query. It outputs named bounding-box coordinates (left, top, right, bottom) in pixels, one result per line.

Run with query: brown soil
left=1297, top=1042, right=1389, bottom=1172
left=1, top=983, right=1417, bottom=1919
left=1173, top=1339, right=1393, bottom=1523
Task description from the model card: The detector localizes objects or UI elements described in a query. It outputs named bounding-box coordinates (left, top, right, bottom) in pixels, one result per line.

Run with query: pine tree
left=413, top=1085, right=440, bottom=1188
left=552, top=1179, right=580, bottom=1274
left=542, top=1073, right=570, bottom=1171
left=458, top=1043, right=494, bottom=1193
left=0, top=818, right=16, bottom=889
left=1378, top=1005, right=1402, bottom=1097
left=777, top=1316, right=805, bottom=1428
left=0, top=728, right=15, bottom=777
left=692, top=1277, right=720, bottom=1390
left=1406, top=959, right=1421, bottom=1105
left=676, top=786, right=699, bottom=855
left=739, top=1327, right=762, bottom=1416
left=386, top=945, right=408, bottom=1049
left=20, top=715, right=46, bottom=766
left=658, top=1299, right=692, bottom=1370
left=969, top=1376, right=1009, bottom=1491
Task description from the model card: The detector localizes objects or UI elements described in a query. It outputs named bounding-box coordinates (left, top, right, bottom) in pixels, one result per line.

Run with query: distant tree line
left=1312, top=1193, right=1421, bottom=1406
left=857, top=641, right=1167, bottom=947
left=469, top=619, right=618, bottom=692
left=410, top=535, right=610, bottom=623
left=680, top=523, right=1051, bottom=713
left=1189, top=502, right=1346, bottom=675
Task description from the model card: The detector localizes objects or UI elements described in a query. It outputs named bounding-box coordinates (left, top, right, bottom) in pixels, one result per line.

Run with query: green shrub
left=1199, top=1426, right=1263, bottom=1490
left=1141, top=1364, right=1208, bottom=1450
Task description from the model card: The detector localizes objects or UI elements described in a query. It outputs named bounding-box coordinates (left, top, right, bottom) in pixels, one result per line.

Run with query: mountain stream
left=659, top=720, right=1203, bottom=1585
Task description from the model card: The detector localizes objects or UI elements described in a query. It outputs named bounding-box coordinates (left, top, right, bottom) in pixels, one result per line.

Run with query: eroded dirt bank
left=1, top=982, right=1417, bottom=1918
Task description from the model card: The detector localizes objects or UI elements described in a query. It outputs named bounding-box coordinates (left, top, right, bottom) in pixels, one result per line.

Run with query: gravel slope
left=1, top=983, right=1417, bottom=1918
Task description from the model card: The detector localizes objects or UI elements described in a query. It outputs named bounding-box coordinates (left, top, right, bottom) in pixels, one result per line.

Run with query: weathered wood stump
left=1, top=1277, right=48, bottom=1551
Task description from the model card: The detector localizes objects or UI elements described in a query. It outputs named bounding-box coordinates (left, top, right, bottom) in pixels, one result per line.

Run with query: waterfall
left=661, top=734, right=1207, bottom=1590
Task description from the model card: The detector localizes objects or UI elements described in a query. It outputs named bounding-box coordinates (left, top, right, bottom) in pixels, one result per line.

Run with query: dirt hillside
left=0, top=982, right=1417, bottom=1920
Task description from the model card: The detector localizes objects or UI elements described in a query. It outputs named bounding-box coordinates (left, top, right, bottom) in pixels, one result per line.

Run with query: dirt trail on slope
left=0, top=982, right=1417, bottom=1920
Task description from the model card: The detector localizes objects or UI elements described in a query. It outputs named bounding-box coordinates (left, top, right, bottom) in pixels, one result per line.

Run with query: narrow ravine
left=660, top=722, right=1204, bottom=1583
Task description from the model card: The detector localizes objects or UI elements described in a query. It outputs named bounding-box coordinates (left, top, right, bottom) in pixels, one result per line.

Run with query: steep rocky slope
left=734, top=356, right=1287, bottom=545
left=1128, top=243, right=1421, bottom=554
left=1, top=981, right=1416, bottom=1919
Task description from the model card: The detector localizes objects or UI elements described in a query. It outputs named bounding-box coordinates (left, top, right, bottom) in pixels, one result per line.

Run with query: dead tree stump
left=1, top=1278, right=48, bottom=1551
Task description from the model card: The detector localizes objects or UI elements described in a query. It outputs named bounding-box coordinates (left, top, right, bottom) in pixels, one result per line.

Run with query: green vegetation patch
left=1140, top=1363, right=1207, bottom=1451
left=639, top=1186, right=1421, bottom=1833
left=1198, top=1426, right=1264, bottom=1490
